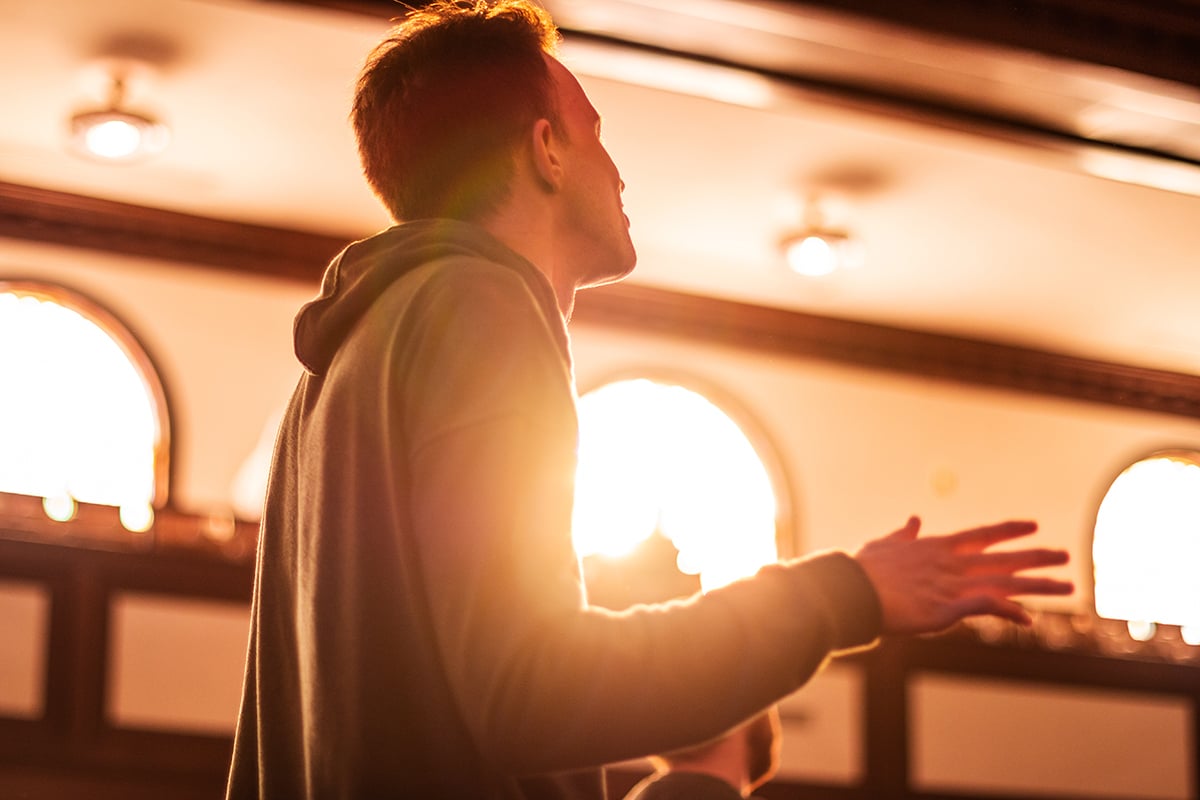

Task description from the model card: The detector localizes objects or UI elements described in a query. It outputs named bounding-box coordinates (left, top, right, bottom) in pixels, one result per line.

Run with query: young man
left=226, top=2, right=1072, bottom=798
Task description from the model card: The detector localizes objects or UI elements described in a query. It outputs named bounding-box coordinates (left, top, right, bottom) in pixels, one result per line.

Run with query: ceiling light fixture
left=69, top=73, right=168, bottom=163
left=779, top=195, right=862, bottom=277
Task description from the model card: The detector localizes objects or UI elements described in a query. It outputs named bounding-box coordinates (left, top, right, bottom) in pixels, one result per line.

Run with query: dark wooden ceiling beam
left=0, top=181, right=344, bottom=283
left=3, top=180, right=1198, bottom=420
left=263, top=0, right=1200, bottom=175
left=778, top=0, right=1200, bottom=88
left=272, top=0, right=1200, bottom=89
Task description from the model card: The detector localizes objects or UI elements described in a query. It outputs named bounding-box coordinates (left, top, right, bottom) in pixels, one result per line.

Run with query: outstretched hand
left=854, top=516, right=1073, bottom=635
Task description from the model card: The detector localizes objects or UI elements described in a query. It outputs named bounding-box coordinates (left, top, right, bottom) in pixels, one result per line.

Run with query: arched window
left=572, top=376, right=786, bottom=606
left=1093, top=450, right=1200, bottom=645
left=0, top=281, right=169, bottom=531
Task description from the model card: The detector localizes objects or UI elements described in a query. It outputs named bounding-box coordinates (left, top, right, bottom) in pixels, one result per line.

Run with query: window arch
left=1093, top=449, right=1200, bottom=644
left=0, top=280, right=170, bottom=531
left=572, top=375, right=789, bottom=606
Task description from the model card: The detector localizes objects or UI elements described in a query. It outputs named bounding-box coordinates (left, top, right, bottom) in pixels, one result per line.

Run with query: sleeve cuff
left=794, top=550, right=883, bottom=650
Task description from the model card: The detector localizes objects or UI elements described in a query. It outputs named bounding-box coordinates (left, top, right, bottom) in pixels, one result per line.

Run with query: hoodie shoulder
left=292, top=221, right=566, bottom=376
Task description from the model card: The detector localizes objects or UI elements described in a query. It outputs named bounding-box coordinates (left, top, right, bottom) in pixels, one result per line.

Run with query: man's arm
left=402, top=263, right=1073, bottom=774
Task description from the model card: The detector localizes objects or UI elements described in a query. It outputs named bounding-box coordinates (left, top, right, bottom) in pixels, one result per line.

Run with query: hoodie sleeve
left=397, top=260, right=881, bottom=775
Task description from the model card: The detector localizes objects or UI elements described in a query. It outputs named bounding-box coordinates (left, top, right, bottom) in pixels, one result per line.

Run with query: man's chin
left=584, top=251, right=637, bottom=289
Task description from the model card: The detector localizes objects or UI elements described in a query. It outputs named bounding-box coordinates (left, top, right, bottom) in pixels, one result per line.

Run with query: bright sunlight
left=0, top=287, right=161, bottom=530
left=1094, top=452, right=1200, bottom=639
left=572, top=378, right=778, bottom=592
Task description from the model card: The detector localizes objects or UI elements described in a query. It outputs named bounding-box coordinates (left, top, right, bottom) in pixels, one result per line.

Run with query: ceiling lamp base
left=67, top=74, right=168, bottom=163
left=70, top=108, right=168, bottom=162
left=779, top=194, right=863, bottom=277
left=782, top=230, right=852, bottom=277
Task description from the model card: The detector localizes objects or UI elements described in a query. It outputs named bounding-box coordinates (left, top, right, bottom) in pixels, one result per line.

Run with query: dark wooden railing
left=1, top=500, right=1196, bottom=800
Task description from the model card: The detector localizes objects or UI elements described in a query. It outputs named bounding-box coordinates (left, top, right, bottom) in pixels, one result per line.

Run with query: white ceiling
left=3, top=0, right=1200, bottom=376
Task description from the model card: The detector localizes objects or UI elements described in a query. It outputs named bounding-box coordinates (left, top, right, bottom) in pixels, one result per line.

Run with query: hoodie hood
left=294, top=219, right=567, bottom=376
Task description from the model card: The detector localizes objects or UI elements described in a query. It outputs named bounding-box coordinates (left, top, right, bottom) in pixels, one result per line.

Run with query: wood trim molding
left=571, top=284, right=1200, bottom=419
left=779, top=0, right=1200, bottom=89
left=2, top=180, right=1199, bottom=420
left=0, top=181, right=343, bottom=283
left=294, top=0, right=1200, bottom=89
left=298, top=0, right=1200, bottom=147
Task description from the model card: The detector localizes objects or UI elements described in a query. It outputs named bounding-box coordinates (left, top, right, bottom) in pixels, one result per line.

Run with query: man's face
left=544, top=55, right=637, bottom=288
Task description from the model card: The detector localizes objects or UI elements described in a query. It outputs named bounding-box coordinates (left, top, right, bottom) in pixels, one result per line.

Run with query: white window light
left=572, top=378, right=779, bottom=593
left=0, top=284, right=165, bottom=532
left=1094, top=450, right=1200, bottom=641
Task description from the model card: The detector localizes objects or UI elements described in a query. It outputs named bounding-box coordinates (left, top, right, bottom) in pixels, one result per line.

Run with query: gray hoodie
left=226, top=219, right=881, bottom=800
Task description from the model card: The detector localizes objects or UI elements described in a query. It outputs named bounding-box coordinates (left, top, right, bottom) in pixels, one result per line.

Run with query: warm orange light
left=779, top=195, right=864, bottom=278
left=572, top=379, right=778, bottom=592
left=42, top=493, right=77, bottom=523
left=784, top=232, right=843, bottom=277
left=68, top=74, right=169, bottom=163
left=119, top=502, right=155, bottom=533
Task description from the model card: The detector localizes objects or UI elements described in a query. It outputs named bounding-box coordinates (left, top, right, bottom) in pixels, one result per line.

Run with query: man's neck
left=478, top=199, right=576, bottom=320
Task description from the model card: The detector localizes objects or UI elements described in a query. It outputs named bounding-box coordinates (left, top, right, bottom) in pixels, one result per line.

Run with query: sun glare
left=572, top=379, right=778, bottom=592
left=1094, top=453, right=1200, bottom=630
left=0, top=288, right=161, bottom=520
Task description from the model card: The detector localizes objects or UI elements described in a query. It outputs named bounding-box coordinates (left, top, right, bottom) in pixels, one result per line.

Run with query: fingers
left=953, top=573, right=1075, bottom=600
left=961, top=547, right=1070, bottom=574
left=945, top=520, right=1039, bottom=551
left=992, top=575, right=1075, bottom=596
left=949, top=595, right=1033, bottom=626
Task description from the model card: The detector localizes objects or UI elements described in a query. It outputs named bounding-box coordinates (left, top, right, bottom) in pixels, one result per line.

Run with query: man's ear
left=529, top=118, right=563, bottom=192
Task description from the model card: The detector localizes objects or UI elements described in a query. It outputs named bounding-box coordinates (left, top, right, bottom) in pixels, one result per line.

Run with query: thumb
left=888, top=515, right=921, bottom=541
